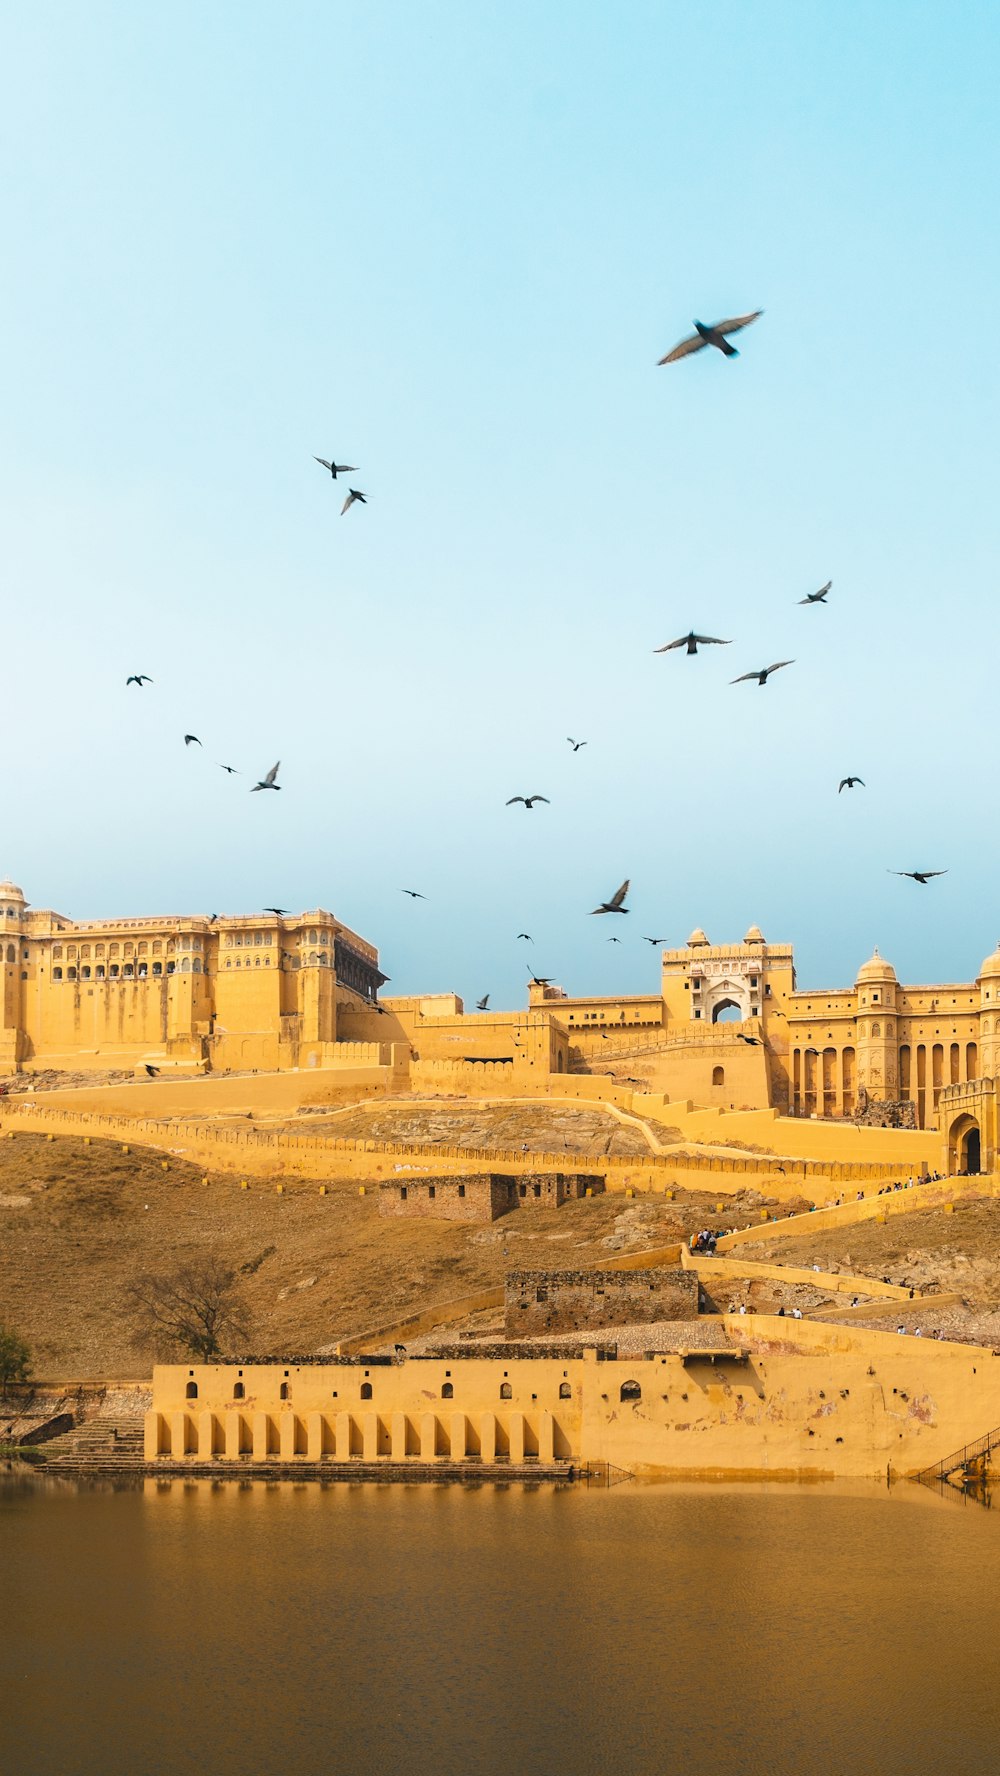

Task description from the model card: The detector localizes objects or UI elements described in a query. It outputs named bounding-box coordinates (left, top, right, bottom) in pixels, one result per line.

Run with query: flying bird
left=476, top=995, right=490, bottom=1011
left=607, top=936, right=621, bottom=944
left=314, top=457, right=358, bottom=479
left=838, top=776, right=865, bottom=793
left=517, top=933, right=533, bottom=942
left=529, top=971, right=552, bottom=986
left=736, top=1033, right=762, bottom=1046
left=642, top=936, right=667, bottom=946
left=799, top=581, right=832, bottom=605
left=217, top=763, right=240, bottom=775
left=145, top=1064, right=160, bottom=1078
left=731, top=661, right=794, bottom=687
left=889, top=870, right=948, bottom=885
left=658, top=310, right=763, bottom=365
left=591, top=879, right=630, bottom=916
left=341, top=489, right=367, bottom=515
left=401, top=889, right=426, bottom=899
left=184, top=734, right=202, bottom=747
left=250, top=762, right=281, bottom=792
left=567, top=738, right=587, bottom=752
left=264, top=907, right=290, bottom=917
left=506, top=795, right=550, bottom=810
left=208, top=914, right=218, bottom=923
left=654, top=632, right=731, bottom=656
left=126, top=674, right=152, bottom=687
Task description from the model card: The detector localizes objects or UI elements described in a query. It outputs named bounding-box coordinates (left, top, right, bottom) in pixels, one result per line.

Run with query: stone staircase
left=40, top=1414, right=147, bottom=1472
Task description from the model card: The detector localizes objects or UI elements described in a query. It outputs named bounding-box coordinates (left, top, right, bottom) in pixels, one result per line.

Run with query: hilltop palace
left=1, top=877, right=997, bottom=1169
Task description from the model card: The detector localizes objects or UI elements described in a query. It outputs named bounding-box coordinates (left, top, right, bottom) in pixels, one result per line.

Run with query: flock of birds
left=123, top=308, right=947, bottom=1010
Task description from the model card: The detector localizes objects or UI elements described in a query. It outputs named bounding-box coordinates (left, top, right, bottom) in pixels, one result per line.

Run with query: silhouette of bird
left=184, top=734, right=202, bottom=747
left=654, top=632, right=731, bottom=656
left=402, top=889, right=426, bottom=899
left=658, top=311, right=763, bottom=364
left=251, top=762, right=281, bottom=793
left=264, top=907, right=290, bottom=917
left=607, top=936, right=621, bottom=944
left=731, top=661, right=794, bottom=687
left=217, top=763, right=240, bottom=775
left=736, top=1033, right=762, bottom=1045
left=529, top=972, right=552, bottom=987
left=506, top=795, right=550, bottom=809
left=341, top=489, right=367, bottom=515
left=591, top=879, right=630, bottom=915
left=476, top=995, right=490, bottom=1011
left=838, top=776, right=865, bottom=793
left=126, top=674, right=152, bottom=687
left=314, top=457, right=358, bottom=479
left=889, top=870, right=948, bottom=885
left=145, top=1063, right=159, bottom=1078
left=209, top=914, right=218, bottom=923
left=517, top=933, right=533, bottom=942
left=799, top=581, right=832, bottom=605
left=567, top=737, right=587, bottom=752
left=642, top=936, right=667, bottom=946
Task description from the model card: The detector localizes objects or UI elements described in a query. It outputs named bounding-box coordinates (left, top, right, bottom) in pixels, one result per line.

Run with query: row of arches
left=200, top=1378, right=586, bottom=1404
left=790, top=1041, right=980, bottom=1125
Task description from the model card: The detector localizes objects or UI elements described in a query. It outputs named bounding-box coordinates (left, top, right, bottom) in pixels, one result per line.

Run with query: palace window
left=620, top=1381, right=642, bottom=1402
left=53, top=967, right=63, bottom=981
left=152, top=962, right=162, bottom=977
left=559, top=1383, right=571, bottom=1399
left=441, top=1383, right=454, bottom=1400
left=233, top=1382, right=244, bottom=1400
left=360, top=1382, right=373, bottom=1400
left=500, top=1383, right=512, bottom=1400
left=185, top=1382, right=198, bottom=1400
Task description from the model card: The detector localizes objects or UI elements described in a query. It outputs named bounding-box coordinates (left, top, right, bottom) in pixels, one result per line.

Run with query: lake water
left=4, top=1470, right=999, bottom=1776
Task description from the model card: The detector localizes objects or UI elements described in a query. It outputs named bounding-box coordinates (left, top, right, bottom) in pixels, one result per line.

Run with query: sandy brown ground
left=0, top=1133, right=775, bottom=1378
left=288, top=1099, right=680, bottom=1154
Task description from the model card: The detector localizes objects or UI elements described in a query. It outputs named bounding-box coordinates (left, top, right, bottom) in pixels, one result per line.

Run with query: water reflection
left=4, top=1473, right=1000, bottom=1776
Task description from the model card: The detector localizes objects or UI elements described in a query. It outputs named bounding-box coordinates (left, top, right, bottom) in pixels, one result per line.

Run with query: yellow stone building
left=0, top=878, right=386, bottom=1076
left=2, top=877, right=997, bottom=1166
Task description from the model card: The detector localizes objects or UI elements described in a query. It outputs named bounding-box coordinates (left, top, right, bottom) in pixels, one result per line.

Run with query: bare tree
left=126, top=1255, right=252, bottom=1361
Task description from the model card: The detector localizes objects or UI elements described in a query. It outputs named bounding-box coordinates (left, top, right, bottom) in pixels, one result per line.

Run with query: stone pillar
left=197, top=1410, right=215, bottom=1459
left=479, top=1412, right=496, bottom=1463
left=306, top=1412, right=324, bottom=1462
left=362, top=1411, right=379, bottom=1461
left=450, top=1413, right=467, bottom=1459
left=252, top=1412, right=270, bottom=1461
left=538, top=1410, right=554, bottom=1463
left=509, top=1412, right=525, bottom=1464
left=391, top=1411, right=409, bottom=1460
left=279, top=1412, right=297, bottom=1460
left=170, top=1410, right=189, bottom=1457
left=225, top=1413, right=242, bottom=1460
left=143, top=1411, right=163, bottom=1460
left=420, top=1412, right=438, bottom=1460
left=335, top=1411, right=353, bottom=1460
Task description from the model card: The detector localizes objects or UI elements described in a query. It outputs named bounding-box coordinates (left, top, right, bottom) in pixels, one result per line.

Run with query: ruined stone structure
left=505, top=1267, right=698, bottom=1336
left=378, top=1172, right=604, bottom=1222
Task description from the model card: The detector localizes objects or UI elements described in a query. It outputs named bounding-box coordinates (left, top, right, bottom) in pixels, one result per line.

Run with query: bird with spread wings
left=654, top=632, right=731, bottom=656
left=591, top=879, right=630, bottom=915
left=658, top=311, right=763, bottom=364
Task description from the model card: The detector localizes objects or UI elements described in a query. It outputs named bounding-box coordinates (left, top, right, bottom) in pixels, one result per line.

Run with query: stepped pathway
left=40, top=1414, right=148, bottom=1471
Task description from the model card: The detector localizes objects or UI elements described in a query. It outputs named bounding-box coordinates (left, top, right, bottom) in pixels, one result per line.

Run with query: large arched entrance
left=712, top=999, right=743, bottom=1025
left=948, top=1114, right=981, bottom=1175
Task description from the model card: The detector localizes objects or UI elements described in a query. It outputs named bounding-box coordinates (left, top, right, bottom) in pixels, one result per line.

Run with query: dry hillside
left=292, top=1099, right=680, bottom=1154
left=1, top=1132, right=764, bottom=1378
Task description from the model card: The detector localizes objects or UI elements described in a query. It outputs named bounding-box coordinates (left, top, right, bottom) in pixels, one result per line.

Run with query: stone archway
left=703, top=977, right=751, bottom=1024
left=948, top=1113, right=981, bottom=1175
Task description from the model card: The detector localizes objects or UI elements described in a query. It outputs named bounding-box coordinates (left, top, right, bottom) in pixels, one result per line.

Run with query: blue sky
left=2, top=1, right=998, bottom=1007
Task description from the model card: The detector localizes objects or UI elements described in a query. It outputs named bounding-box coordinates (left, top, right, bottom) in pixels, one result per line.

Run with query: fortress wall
left=661, top=1102, right=933, bottom=1164
left=145, top=1323, right=1000, bottom=1479
left=0, top=1100, right=932, bottom=1199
